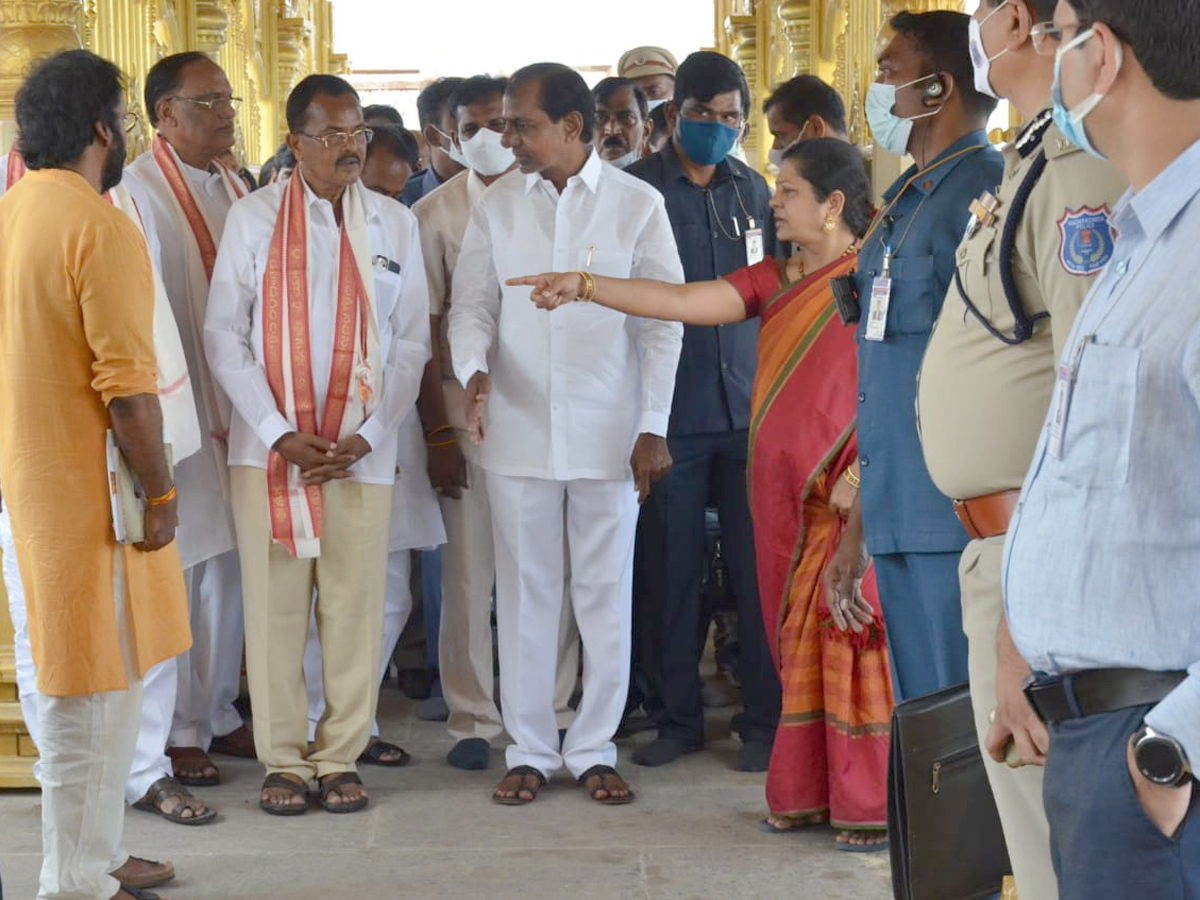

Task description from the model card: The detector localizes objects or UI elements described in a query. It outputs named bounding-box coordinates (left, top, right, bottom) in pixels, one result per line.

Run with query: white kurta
left=125, top=152, right=238, bottom=570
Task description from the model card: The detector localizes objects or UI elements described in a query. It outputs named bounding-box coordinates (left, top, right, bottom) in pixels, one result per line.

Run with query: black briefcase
left=888, top=682, right=1012, bottom=900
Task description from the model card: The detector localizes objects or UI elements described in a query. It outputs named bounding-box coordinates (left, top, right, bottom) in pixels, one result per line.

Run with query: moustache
left=602, top=136, right=627, bottom=149
left=336, top=153, right=361, bottom=166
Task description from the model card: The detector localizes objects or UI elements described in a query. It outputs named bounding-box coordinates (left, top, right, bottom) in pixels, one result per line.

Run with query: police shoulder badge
left=1057, top=205, right=1114, bottom=275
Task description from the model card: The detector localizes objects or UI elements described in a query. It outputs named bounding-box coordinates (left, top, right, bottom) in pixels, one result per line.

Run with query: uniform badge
left=1057, top=206, right=1114, bottom=275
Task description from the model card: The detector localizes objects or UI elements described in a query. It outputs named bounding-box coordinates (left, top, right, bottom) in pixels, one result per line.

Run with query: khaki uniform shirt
left=411, top=168, right=485, bottom=432
left=917, top=116, right=1128, bottom=500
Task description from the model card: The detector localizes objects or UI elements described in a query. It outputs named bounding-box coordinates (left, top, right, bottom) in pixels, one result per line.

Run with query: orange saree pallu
left=746, top=255, right=893, bottom=829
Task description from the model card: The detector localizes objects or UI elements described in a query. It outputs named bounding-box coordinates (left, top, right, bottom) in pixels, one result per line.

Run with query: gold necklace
left=791, top=239, right=859, bottom=283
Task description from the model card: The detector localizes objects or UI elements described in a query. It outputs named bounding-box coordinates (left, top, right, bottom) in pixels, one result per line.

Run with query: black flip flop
left=492, top=765, right=546, bottom=805
left=319, top=772, right=369, bottom=814
left=358, top=740, right=411, bottom=767
left=577, top=764, right=635, bottom=805
left=259, top=773, right=309, bottom=816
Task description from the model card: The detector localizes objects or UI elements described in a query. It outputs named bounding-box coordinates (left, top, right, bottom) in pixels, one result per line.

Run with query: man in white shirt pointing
left=448, top=61, right=684, bottom=806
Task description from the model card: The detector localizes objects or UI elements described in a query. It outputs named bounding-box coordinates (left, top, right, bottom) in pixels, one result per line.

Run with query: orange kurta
left=0, top=168, right=189, bottom=696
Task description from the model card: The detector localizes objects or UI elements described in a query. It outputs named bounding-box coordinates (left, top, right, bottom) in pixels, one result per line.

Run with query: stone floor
left=0, top=688, right=892, bottom=900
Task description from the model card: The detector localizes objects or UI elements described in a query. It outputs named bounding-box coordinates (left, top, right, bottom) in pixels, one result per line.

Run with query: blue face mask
left=1051, top=26, right=1123, bottom=160
left=677, top=118, right=741, bottom=166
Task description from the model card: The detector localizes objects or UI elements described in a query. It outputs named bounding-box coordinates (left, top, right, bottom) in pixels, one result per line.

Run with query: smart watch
left=1133, top=724, right=1194, bottom=787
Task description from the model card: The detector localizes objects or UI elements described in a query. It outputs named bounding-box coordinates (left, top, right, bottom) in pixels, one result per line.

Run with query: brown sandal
left=578, top=764, right=635, bottom=805
left=259, top=772, right=309, bottom=816
left=132, top=776, right=217, bottom=825
left=492, top=765, right=546, bottom=805
left=166, top=746, right=219, bottom=786
left=318, top=772, right=369, bottom=814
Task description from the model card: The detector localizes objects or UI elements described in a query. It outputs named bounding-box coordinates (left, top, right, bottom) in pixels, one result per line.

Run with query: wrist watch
left=1133, top=724, right=1194, bottom=787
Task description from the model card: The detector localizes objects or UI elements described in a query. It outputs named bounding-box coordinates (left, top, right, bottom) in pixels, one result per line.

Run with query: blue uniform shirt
left=626, top=141, right=773, bottom=436
left=854, top=130, right=1003, bottom=555
left=400, top=165, right=447, bottom=207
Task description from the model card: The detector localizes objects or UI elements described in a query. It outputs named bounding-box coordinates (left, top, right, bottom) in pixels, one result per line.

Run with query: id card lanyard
left=859, top=145, right=986, bottom=342
left=707, top=179, right=763, bottom=265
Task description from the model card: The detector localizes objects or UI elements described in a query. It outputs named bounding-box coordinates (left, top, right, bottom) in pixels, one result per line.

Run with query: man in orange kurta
left=0, top=50, right=189, bottom=900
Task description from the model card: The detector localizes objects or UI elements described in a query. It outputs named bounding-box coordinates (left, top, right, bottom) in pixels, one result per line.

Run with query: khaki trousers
left=960, top=536, right=1058, bottom=900
left=438, top=435, right=578, bottom=743
left=231, top=466, right=392, bottom=780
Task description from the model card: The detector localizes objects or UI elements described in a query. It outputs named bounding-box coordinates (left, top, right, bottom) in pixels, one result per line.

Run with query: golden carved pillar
left=0, top=0, right=85, bottom=789
left=726, top=7, right=763, bottom=169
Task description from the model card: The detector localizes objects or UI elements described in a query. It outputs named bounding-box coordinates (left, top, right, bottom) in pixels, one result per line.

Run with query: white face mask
left=646, top=98, right=668, bottom=113
left=432, top=126, right=469, bottom=168
left=603, top=148, right=642, bottom=169
left=969, top=0, right=1010, bottom=99
left=767, top=119, right=810, bottom=168
left=458, top=127, right=515, bottom=176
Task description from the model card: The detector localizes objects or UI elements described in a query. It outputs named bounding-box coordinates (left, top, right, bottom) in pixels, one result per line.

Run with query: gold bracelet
left=146, top=485, right=177, bottom=507
left=424, top=424, right=453, bottom=439
left=576, top=270, right=595, bottom=302
left=843, top=468, right=861, bottom=489
left=427, top=438, right=458, bottom=449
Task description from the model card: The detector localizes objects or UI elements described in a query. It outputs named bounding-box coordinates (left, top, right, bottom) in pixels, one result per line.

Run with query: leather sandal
left=578, top=764, right=635, bottom=805
left=110, top=856, right=174, bottom=890
left=358, top=739, right=411, bottom=767
left=166, top=746, right=219, bottom=786
left=492, top=765, right=546, bottom=805
left=131, top=776, right=217, bottom=826
left=259, top=772, right=309, bottom=816
left=208, top=724, right=256, bottom=759
left=318, top=772, right=369, bottom=814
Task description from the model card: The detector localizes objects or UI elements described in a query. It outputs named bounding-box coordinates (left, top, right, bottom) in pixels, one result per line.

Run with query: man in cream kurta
left=206, top=75, right=429, bottom=814
left=0, top=50, right=190, bottom=900
left=124, top=52, right=253, bottom=792
left=449, top=64, right=683, bottom=802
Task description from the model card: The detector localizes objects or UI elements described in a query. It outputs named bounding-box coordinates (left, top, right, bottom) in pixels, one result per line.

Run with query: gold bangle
left=427, top=438, right=458, bottom=449
left=146, top=485, right=177, bottom=507
left=843, top=468, right=861, bottom=489
left=576, top=270, right=595, bottom=302
left=424, top=424, right=453, bottom=439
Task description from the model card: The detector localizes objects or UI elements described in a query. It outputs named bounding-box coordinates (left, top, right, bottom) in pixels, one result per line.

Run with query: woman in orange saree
left=507, top=138, right=893, bottom=849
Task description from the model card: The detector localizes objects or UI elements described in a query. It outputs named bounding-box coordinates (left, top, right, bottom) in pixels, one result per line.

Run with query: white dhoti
left=170, top=549, right=245, bottom=750
left=36, top=552, right=142, bottom=900
left=488, top=474, right=638, bottom=779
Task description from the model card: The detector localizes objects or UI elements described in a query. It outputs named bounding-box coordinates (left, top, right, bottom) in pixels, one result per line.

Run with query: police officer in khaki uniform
left=916, top=1, right=1126, bottom=897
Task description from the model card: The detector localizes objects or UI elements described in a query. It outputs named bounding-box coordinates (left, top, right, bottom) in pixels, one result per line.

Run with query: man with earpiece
left=826, top=10, right=1003, bottom=703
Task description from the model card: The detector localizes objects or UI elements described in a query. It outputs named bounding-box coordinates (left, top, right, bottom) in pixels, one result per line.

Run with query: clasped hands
left=273, top=432, right=371, bottom=484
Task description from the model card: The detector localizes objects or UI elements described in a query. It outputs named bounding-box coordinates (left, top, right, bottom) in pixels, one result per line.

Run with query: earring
left=824, top=215, right=836, bottom=233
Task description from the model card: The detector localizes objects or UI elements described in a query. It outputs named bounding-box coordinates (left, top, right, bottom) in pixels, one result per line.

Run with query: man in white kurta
left=448, top=64, right=683, bottom=802
left=412, top=73, right=579, bottom=771
left=205, top=75, right=429, bottom=814
left=124, top=52, right=252, bottom=790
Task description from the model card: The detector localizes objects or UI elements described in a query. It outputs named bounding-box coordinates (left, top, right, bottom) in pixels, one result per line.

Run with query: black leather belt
left=1024, top=668, right=1186, bottom=724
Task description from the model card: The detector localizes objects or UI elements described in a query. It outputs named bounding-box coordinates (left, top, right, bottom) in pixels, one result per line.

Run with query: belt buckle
left=1023, top=671, right=1084, bottom=723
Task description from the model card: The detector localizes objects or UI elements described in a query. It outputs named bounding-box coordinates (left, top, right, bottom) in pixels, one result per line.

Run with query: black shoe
left=447, top=738, right=490, bottom=770
left=734, top=740, right=772, bottom=772
left=397, top=667, right=435, bottom=700
left=631, top=736, right=702, bottom=767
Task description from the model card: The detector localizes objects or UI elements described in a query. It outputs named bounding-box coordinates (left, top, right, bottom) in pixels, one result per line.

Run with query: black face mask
left=100, top=123, right=125, bottom=194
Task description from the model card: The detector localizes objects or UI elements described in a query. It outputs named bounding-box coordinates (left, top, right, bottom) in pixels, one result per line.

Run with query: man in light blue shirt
left=1003, top=1, right=1200, bottom=896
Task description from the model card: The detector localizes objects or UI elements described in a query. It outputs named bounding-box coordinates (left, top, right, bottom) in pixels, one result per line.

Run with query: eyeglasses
left=122, top=110, right=140, bottom=133
left=168, top=95, right=242, bottom=114
left=1030, top=21, right=1065, bottom=56
left=295, top=128, right=375, bottom=150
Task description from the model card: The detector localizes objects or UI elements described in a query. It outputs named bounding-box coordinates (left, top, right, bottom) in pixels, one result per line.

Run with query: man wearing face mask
left=593, top=77, right=651, bottom=169
left=449, top=62, right=683, bottom=805
left=618, top=46, right=677, bottom=114
left=400, top=77, right=466, bottom=207
left=763, top=75, right=849, bottom=169
left=1002, top=1, right=1200, bottom=895
left=624, top=50, right=780, bottom=772
left=826, top=11, right=1003, bottom=704
left=915, top=1, right=1126, bottom=896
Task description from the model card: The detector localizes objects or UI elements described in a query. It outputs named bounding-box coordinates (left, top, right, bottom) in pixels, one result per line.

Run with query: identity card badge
left=1048, top=336, right=1087, bottom=459
left=744, top=218, right=764, bottom=266
left=864, top=246, right=893, bottom=342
